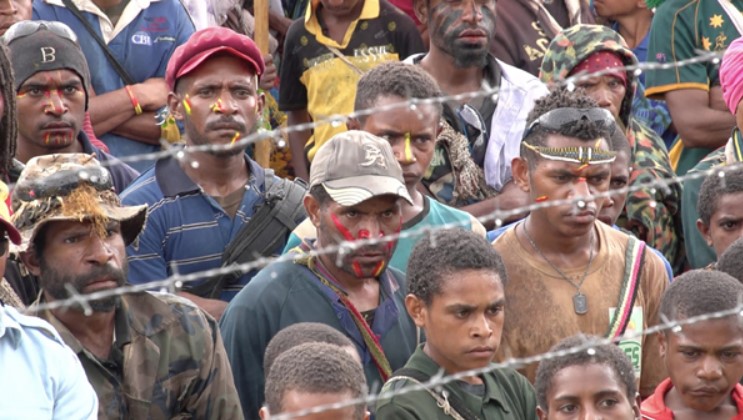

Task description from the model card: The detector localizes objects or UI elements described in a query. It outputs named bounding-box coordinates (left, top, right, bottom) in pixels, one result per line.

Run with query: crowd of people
left=3, top=0, right=743, bottom=418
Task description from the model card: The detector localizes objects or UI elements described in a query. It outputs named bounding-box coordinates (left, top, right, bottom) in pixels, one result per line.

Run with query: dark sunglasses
left=3, top=20, right=78, bottom=44
left=522, top=107, right=617, bottom=141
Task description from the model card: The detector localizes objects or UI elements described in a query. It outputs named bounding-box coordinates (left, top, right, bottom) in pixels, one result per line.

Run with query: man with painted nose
left=221, top=130, right=420, bottom=417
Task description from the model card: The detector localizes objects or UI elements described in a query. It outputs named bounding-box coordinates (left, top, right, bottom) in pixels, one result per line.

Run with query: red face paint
left=577, top=177, right=587, bottom=183
left=330, top=213, right=390, bottom=278
left=535, top=195, right=549, bottom=202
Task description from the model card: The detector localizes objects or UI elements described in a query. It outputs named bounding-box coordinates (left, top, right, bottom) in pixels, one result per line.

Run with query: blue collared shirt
left=121, top=154, right=285, bottom=301
left=0, top=304, right=98, bottom=419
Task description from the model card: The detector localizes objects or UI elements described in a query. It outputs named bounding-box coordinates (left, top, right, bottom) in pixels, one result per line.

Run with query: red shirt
left=641, top=378, right=743, bottom=419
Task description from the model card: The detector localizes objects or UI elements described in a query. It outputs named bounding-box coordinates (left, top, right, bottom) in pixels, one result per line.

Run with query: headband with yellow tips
left=523, top=138, right=616, bottom=165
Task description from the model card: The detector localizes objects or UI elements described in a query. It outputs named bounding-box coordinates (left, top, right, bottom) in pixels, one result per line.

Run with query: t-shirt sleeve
left=279, top=22, right=310, bottom=111
left=645, top=2, right=710, bottom=99
left=124, top=192, right=169, bottom=284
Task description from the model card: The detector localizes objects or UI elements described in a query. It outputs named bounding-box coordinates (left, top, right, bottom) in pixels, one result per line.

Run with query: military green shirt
left=35, top=292, right=243, bottom=420
left=646, top=0, right=743, bottom=99
left=375, top=345, right=538, bottom=419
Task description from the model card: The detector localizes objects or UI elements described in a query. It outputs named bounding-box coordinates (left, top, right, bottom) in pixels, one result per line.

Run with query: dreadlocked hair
left=0, top=43, right=17, bottom=175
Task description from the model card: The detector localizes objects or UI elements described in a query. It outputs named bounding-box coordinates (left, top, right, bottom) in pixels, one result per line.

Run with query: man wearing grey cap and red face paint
left=220, top=130, right=420, bottom=417
left=121, top=27, right=304, bottom=321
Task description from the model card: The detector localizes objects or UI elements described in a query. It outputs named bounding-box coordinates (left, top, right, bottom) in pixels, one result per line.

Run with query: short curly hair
left=660, top=269, right=743, bottom=325
left=407, top=228, right=507, bottom=305
left=522, top=88, right=610, bottom=156
left=716, top=237, right=743, bottom=283
left=263, top=322, right=355, bottom=376
left=354, top=61, right=443, bottom=121
left=535, top=334, right=637, bottom=412
left=697, top=167, right=743, bottom=226
left=264, top=342, right=367, bottom=419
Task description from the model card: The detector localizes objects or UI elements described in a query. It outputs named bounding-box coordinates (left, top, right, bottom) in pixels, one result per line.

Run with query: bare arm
left=89, top=78, right=169, bottom=144
left=177, top=291, right=228, bottom=321
left=664, top=88, right=735, bottom=149
left=110, top=112, right=162, bottom=145
left=287, top=109, right=312, bottom=181
left=460, top=182, right=529, bottom=229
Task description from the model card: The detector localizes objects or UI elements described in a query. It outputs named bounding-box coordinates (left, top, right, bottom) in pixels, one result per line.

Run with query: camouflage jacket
left=35, top=292, right=243, bottom=420
left=540, top=24, right=684, bottom=272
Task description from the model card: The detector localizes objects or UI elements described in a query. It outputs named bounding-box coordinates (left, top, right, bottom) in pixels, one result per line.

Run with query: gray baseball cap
left=310, top=131, right=413, bottom=206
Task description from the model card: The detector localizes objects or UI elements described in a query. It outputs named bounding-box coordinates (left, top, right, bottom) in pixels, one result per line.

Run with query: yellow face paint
left=210, top=98, right=224, bottom=113
left=182, top=95, right=192, bottom=115
left=402, top=132, right=415, bottom=162
left=230, top=131, right=240, bottom=145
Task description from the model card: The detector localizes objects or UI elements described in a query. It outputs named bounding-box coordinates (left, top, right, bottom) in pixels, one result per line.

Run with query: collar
left=78, top=131, right=96, bottom=154
left=304, top=0, right=380, bottom=49
left=406, top=344, right=512, bottom=411
left=0, top=305, right=22, bottom=348
left=154, top=150, right=265, bottom=197
left=43, top=0, right=163, bottom=44
left=402, top=195, right=431, bottom=229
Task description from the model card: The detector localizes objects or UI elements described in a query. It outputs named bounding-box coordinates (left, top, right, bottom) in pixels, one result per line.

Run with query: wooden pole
left=253, top=0, right=272, bottom=168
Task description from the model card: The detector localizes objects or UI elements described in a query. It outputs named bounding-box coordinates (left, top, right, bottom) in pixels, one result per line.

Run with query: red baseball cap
left=165, top=27, right=265, bottom=90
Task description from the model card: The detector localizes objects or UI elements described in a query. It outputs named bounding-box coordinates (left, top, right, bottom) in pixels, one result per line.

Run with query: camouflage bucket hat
left=10, top=153, right=147, bottom=252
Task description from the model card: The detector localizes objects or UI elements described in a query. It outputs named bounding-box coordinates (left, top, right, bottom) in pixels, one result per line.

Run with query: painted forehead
left=524, top=138, right=616, bottom=165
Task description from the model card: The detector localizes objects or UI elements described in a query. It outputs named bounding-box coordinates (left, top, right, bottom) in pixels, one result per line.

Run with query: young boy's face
left=538, top=362, right=640, bottom=420
left=260, top=390, right=369, bottom=420
left=697, top=191, right=743, bottom=257
left=659, top=317, right=743, bottom=413
left=406, top=269, right=505, bottom=380
left=357, top=95, right=440, bottom=191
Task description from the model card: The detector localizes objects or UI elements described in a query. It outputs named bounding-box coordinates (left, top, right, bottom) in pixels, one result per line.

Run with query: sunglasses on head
left=3, top=20, right=78, bottom=44
left=522, top=107, right=617, bottom=141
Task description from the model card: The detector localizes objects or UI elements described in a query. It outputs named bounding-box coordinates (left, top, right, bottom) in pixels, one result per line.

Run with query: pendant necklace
left=522, top=222, right=595, bottom=315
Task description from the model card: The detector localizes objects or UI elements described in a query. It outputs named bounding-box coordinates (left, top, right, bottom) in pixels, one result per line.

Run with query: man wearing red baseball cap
left=121, top=27, right=306, bottom=321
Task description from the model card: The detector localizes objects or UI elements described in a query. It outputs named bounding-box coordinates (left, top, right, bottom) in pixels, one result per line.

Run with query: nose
left=569, top=177, right=593, bottom=201
left=697, top=356, right=723, bottom=381
left=212, top=92, right=238, bottom=115
left=461, top=0, right=483, bottom=23
left=471, top=313, right=493, bottom=338
left=0, top=0, right=18, bottom=15
left=580, top=406, right=603, bottom=420
left=355, top=218, right=384, bottom=241
left=85, top=233, right=115, bottom=266
left=393, top=135, right=416, bottom=165
left=44, top=89, right=67, bottom=116
left=593, top=87, right=613, bottom=109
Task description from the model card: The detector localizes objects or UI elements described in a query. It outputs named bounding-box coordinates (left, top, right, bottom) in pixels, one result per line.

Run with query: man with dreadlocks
left=0, top=38, right=19, bottom=184
left=492, top=88, right=669, bottom=398
left=13, top=153, right=243, bottom=419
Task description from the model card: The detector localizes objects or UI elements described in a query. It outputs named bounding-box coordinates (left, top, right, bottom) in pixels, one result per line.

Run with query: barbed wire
left=10, top=48, right=740, bottom=418
left=89, top=49, right=724, bottom=167
left=268, top=298, right=743, bottom=419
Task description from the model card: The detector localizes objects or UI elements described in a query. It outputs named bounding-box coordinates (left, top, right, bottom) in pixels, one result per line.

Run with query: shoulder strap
left=606, top=235, right=646, bottom=339
left=183, top=170, right=308, bottom=298
left=389, top=368, right=482, bottom=420
left=60, top=0, right=136, bottom=85
left=718, top=0, right=743, bottom=35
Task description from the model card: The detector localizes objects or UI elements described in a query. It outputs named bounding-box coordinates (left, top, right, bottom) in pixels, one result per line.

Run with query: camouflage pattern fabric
left=423, top=119, right=498, bottom=206
left=34, top=292, right=243, bottom=420
left=540, top=24, right=685, bottom=272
